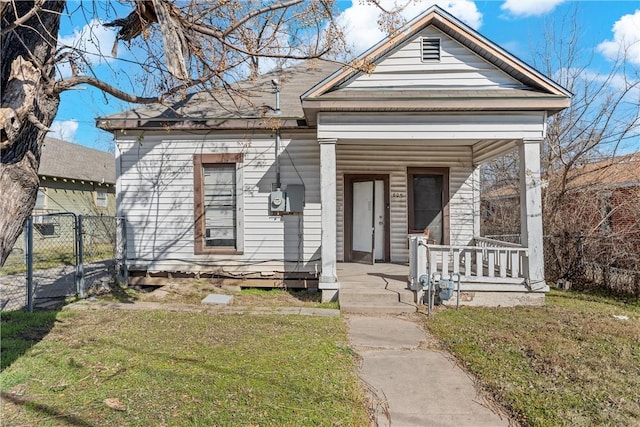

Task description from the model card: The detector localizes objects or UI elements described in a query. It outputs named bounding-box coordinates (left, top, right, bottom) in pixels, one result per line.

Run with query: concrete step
left=340, top=303, right=417, bottom=315
left=339, top=289, right=401, bottom=305
left=339, top=287, right=418, bottom=315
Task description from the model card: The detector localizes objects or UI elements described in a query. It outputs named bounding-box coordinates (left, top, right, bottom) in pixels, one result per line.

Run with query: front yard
left=3, top=286, right=639, bottom=426
left=427, top=290, right=640, bottom=426
left=1, top=309, right=368, bottom=426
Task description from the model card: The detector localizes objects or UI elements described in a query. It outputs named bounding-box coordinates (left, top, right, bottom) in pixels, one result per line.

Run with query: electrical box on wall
left=286, top=184, right=304, bottom=213
left=270, top=190, right=286, bottom=213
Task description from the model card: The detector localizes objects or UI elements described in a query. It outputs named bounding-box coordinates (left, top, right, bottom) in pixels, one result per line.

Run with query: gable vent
left=421, top=37, right=440, bottom=62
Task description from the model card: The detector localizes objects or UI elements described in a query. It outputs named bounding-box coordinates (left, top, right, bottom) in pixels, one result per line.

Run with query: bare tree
left=1, top=0, right=345, bottom=266
left=481, top=8, right=640, bottom=287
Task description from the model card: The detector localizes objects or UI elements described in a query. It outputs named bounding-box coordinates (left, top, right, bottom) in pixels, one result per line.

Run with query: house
left=98, top=6, right=570, bottom=304
left=548, top=154, right=640, bottom=273
left=35, top=137, right=116, bottom=216
left=9, top=138, right=115, bottom=252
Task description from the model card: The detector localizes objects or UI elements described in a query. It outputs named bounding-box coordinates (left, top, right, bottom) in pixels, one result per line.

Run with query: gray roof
left=39, top=137, right=115, bottom=184
left=97, top=60, right=340, bottom=128
left=97, top=6, right=569, bottom=131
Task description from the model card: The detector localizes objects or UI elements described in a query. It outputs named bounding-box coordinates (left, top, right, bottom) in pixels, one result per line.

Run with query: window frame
left=420, top=37, right=441, bottom=62
left=193, top=153, right=244, bottom=255
left=407, top=167, right=450, bottom=245
left=95, top=190, right=108, bottom=208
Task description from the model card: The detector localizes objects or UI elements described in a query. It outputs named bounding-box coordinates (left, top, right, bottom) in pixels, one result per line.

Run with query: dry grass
left=111, top=279, right=338, bottom=309
left=1, top=309, right=367, bottom=426
left=426, top=290, right=640, bottom=426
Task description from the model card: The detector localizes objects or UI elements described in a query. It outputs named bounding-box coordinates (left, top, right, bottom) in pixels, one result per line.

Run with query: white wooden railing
left=408, top=235, right=529, bottom=289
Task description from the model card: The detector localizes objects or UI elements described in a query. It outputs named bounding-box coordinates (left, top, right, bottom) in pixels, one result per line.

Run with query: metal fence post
left=76, top=214, right=85, bottom=298
left=116, top=217, right=128, bottom=285
left=25, top=216, right=34, bottom=312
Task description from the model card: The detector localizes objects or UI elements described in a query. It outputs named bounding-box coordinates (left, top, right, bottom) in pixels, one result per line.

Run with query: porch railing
left=408, top=235, right=529, bottom=290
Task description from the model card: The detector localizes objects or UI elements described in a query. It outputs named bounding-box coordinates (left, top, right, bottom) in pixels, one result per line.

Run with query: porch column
left=518, top=139, right=548, bottom=291
left=319, top=138, right=340, bottom=302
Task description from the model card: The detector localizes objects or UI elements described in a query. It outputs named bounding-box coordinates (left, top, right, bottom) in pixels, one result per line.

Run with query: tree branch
left=222, top=0, right=302, bottom=37
left=0, top=0, right=45, bottom=36
left=52, top=76, right=160, bottom=103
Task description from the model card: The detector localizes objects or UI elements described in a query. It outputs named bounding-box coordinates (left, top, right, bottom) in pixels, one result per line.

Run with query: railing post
left=416, top=236, right=427, bottom=304
left=25, top=217, right=34, bottom=313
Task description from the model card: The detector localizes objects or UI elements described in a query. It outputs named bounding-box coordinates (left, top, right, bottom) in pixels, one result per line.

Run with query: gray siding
left=116, top=132, right=321, bottom=274
left=343, top=26, right=526, bottom=90
left=336, top=143, right=476, bottom=263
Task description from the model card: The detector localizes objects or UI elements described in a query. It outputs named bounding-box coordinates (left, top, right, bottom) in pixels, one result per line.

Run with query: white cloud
left=49, top=120, right=79, bottom=142
left=500, top=0, right=566, bottom=17
left=597, top=10, right=640, bottom=65
left=57, top=19, right=117, bottom=78
left=336, top=1, right=482, bottom=56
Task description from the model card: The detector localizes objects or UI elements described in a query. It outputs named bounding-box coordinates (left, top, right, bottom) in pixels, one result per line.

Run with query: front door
left=408, top=168, right=449, bottom=245
left=345, top=175, right=389, bottom=264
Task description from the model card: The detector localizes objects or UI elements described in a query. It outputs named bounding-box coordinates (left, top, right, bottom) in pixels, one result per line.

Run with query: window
left=96, top=190, right=108, bottom=208
left=407, top=168, right=449, bottom=245
left=421, top=37, right=441, bottom=62
left=34, top=188, right=47, bottom=210
left=194, top=153, right=244, bottom=254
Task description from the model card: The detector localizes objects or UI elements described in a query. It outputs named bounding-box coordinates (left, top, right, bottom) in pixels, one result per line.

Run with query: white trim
left=319, top=138, right=339, bottom=288
left=519, top=139, right=546, bottom=289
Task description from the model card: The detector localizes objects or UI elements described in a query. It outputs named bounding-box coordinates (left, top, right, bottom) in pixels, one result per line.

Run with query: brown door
left=408, top=168, right=449, bottom=245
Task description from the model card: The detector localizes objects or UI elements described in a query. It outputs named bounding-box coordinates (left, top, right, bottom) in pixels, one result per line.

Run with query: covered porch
left=317, top=127, right=548, bottom=305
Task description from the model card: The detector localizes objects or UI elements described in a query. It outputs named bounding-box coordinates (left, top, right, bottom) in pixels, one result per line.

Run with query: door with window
left=345, top=175, right=389, bottom=264
left=408, top=168, right=449, bottom=245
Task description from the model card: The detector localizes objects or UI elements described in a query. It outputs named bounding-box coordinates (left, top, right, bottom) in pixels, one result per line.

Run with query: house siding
left=318, top=112, right=546, bottom=141
left=37, top=180, right=115, bottom=216
left=336, top=143, right=475, bottom=263
left=116, top=132, right=322, bottom=275
left=343, top=26, right=526, bottom=90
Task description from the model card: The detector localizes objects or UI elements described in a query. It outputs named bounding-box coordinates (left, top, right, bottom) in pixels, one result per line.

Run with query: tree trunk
left=1, top=1, right=64, bottom=267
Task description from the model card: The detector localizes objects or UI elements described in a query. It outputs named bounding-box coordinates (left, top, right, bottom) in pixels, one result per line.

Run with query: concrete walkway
left=347, top=315, right=511, bottom=427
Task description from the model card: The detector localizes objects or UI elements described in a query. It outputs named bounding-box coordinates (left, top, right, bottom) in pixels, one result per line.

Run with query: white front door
left=352, top=179, right=385, bottom=263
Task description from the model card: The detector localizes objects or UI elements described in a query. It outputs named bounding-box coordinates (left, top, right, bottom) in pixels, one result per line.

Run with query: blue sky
left=52, top=0, right=640, bottom=153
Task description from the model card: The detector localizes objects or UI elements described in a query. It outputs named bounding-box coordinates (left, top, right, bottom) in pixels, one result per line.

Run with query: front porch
left=338, top=234, right=548, bottom=314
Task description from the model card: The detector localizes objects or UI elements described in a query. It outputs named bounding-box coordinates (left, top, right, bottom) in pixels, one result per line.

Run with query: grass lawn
left=427, top=290, right=640, bottom=426
left=1, top=310, right=368, bottom=426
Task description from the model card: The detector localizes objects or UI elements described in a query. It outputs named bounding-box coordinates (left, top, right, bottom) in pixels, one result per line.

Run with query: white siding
left=343, top=26, right=526, bottom=90
left=318, top=112, right=546, bottom=141
left=336, top=144, right=475, bottom=263
left=116, top=132, right=321, bottom=274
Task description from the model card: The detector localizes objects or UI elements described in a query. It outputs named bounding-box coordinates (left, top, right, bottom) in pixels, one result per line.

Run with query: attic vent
left=421, top=37, right=440, bottom=62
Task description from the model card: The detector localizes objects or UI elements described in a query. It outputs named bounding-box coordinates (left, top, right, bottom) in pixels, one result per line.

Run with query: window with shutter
left=421, top=37, right=440, bottom=62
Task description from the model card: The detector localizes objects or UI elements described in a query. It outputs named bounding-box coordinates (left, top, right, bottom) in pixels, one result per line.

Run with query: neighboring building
left=35, top=137, right=116, bottom=216
left=481, top=153, right=640, bottom=240
left=98, top=6, right=570, bottom=304
left=556, top=154, right=640, bottom=238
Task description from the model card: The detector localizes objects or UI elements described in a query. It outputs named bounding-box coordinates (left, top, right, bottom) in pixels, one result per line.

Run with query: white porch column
left=518, top=139, right=548, bottom=291
left=319, top=138, right=340, bottom=302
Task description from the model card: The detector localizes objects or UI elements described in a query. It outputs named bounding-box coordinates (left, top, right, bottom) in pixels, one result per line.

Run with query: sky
left=51, top=0, right=640, bottom=153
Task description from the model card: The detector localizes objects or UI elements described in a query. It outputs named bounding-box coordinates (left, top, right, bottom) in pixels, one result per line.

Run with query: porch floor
left=338, top=262, right=418, bottom=314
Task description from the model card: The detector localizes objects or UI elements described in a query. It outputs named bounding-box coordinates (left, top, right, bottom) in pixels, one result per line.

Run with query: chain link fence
left=545, top=234, right=640, bottom=298
left=0, top=214, right=126, bottom=312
